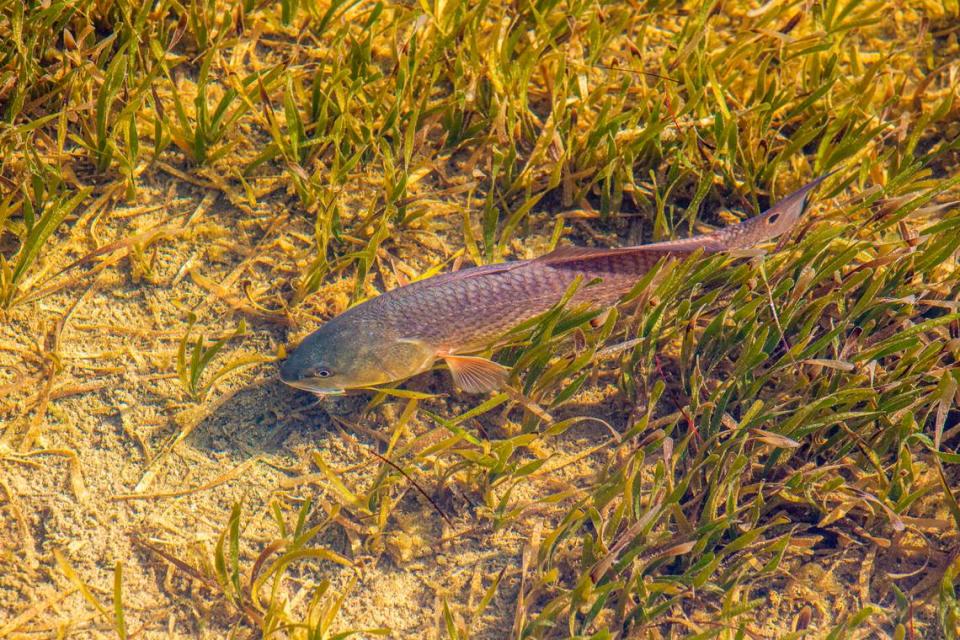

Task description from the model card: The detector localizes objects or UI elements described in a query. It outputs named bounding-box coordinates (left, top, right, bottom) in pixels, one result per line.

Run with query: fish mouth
left=280, top=377, right=345, bottom=396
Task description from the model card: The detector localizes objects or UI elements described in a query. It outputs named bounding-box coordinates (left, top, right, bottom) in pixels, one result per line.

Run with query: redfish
left=280, top=175, right=830, bottom=395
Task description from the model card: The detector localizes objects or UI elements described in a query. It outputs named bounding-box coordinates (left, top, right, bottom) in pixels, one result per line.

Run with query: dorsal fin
left=534, top=246, right=624, bottom=264
left=402, top=259, right=530, bottom=289
left=533, top=237, right=712, bottom=266
left=444, top=261, right=528, bottom=279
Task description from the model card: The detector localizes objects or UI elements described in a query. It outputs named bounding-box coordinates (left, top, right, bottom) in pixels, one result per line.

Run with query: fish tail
left=699, top=171, right=834, bottom=251
left=536, top=172, right=833, bottom=267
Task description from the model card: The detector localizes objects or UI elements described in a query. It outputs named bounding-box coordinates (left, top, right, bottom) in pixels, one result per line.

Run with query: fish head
left=280, top=319, right=436, bottom=394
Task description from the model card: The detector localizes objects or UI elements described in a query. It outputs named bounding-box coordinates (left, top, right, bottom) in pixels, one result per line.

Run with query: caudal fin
left=703, top=171, right=834, bottom=250
left=535, top=172, right=833, bottom=266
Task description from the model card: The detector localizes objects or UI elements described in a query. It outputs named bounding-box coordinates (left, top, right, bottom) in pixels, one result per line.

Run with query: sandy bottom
left=1, top=170, right=955, bottom=638
left=0, top=173, right=623, bottom=638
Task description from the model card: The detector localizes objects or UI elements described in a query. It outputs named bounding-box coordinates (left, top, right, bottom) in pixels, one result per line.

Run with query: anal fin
left=443, top=355, right=509, bottom=393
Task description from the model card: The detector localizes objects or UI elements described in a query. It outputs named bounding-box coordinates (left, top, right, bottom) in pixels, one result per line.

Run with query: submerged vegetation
left=1, top=0, right=959, bottom=637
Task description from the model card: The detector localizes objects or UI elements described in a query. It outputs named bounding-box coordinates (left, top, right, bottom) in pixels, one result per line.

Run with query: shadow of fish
left=281, top=175, right=831, bottom=395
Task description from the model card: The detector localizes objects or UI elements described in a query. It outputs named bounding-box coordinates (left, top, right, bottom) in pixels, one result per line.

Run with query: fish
left=280, top=174, right=831, bottom=395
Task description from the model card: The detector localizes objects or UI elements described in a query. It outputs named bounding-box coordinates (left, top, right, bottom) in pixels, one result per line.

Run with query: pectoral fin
left=443, top=355, right=509, bottom=393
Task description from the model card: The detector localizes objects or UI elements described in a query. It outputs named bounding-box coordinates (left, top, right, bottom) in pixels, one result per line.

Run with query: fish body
left=280, top=175, right=830, bottom=394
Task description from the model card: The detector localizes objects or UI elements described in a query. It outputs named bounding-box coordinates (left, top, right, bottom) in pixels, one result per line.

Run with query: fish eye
left=313, top=368, right=332, bottom=378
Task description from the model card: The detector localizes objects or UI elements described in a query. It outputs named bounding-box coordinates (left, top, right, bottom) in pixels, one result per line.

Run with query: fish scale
left=349, top=238, right=715, bottom=353
left=280, top=174, right=831, bottom=394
